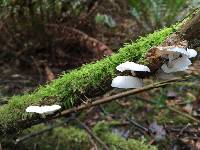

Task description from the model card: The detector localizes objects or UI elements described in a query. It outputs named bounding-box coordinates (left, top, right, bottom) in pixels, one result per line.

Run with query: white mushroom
left=187, top=48, right=197, bottom=58
left=26, top=105, right=61, bottom=114
left=158, top=47, right=197, bottom=60
left=26, top=106, right=42, bottom=113
left=157, top=47, right=189, bottom=56
left=167, top=47, right=189, bottom=56
left=116, top=61, right=150, bottom=72
left=111, top=76, right=143, bottom=89
left=161, top=55, right=192, bottom=73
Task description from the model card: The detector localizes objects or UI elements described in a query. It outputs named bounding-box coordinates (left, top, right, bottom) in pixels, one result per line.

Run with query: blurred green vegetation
left=129, top=0, right=200, bottom=32
left=95, top=13, right=116, bottom=28
left=2, top=122, right=157, bottom=150
left=0, top=0, right=85, bottom=21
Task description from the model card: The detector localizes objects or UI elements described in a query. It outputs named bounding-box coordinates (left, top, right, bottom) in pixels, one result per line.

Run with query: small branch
left=53, top=76, right=189, bottom=119
left=135, top=95, right=200, bottom=123
left=125, top=117, right=149, bottom=133
left=88, top=134, right=99, bottom=150
left=177, top=124, right=190, bottom=137
left=166, top=126, right=200, bottom=136
left=15, top=117, right=72, bottom=144
left=130, top=91, right=200, bottom=124
left=75, top=118, right=109, bottom=150
left=167, top=106, right=200, bottom=123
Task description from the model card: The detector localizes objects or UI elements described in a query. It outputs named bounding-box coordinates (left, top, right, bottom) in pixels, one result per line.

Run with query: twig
left=14, top=76, right=189, bottom=136
left=75, top=118, right=109, bottom=150
left=133, top=93, right=200, bottom=124
left=125, top=117, right=149, bottom=133
left=183, top=136, right=200, bottom=140
left=9, top=77, right=190, bottom=135
left=178, top=124, right=190, bottom=137
left=15, top=117, right=72, bottom=144
left=168, top=128, right=200, bottom=136
left=55, top=139, right=60, bottom=150
left=88, top=133, right=99, bottom=150
left=167, top=106, right=200, bottom=123
left=53, top=76, right=189, bottom=119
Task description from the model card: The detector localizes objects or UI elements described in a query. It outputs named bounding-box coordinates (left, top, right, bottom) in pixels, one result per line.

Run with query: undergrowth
left=16, top=122, right=157, bottom=150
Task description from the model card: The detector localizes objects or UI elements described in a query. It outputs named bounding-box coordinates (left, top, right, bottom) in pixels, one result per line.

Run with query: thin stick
left=166, top=127, right=200, bottom=135
left=125, top=117, right=149, bottom=133
left=53, top=77, right=189, bottom=119
left=133, top=95, right=200, bottom=123
left=167, top=106, right=200, bottom=123
left=88, top=134, right=99, bottom=150
left=75, top=118, right=109, bottom=150
left=15, top=117, right=72, bottom=144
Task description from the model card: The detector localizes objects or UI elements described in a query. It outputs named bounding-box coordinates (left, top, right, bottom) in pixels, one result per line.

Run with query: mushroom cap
left=168, top=47, right=189, bottom=56
left=187, top=48, right=197, bottom=58
left=158, top=47, right=197, bottom=59
left=111, top=76, right=143, bottom=89
left=161, top=55, right=192, bottom=73
left=26, top=106, right=42, bottom=113
left=116, top=61, right=150, bottom=72
left=157, top=46, right=189, bottom=57
left=26, top=105, right=61, bottom=114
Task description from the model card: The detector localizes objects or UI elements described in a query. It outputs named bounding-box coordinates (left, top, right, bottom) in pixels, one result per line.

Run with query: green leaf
left=95, top=13, right=116, bottom=28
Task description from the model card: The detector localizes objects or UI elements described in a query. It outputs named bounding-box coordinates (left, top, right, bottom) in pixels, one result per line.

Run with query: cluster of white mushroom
left=111, top=62, right=150, bottom=89
left=159, top=47, right=197, bottom=73
left=111, top=47, right=197, bottom=89
left=26, top=105, right=61, bottom=115
left=25, top=47, right=197, bottom=114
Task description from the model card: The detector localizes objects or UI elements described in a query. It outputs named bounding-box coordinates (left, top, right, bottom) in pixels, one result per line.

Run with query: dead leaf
left=149, top=121, right=166, bottom=141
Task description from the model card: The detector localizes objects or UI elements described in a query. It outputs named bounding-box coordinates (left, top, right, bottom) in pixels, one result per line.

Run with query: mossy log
left=0, top=10, right=200, bottom=135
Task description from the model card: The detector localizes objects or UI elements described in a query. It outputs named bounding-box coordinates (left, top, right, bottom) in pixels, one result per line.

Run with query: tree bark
left=0, top=10, right=200, bottom=135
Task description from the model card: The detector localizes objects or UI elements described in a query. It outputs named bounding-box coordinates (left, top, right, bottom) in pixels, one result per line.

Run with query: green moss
left=101, top=101, right=126, bottom=115
left=4, top=122, right=156, bottom=150
left=93, top=121, right=157, bottom=150
left=20, top=125, right=91, bottom=150
left=156, top=109, right=191, bottom=125
left=0, top=26, right=175, bottom=133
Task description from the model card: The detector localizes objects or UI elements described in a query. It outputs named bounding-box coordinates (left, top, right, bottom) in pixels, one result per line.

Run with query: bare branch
left=52, top=76, right=189, bottom=119
left=75, top=118, right=109, bottom=150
